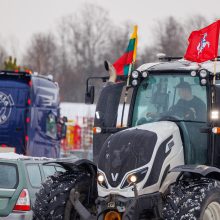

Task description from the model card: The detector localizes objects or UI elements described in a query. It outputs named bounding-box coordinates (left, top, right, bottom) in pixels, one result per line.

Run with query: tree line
left=0, top=4, right=212, bottom=102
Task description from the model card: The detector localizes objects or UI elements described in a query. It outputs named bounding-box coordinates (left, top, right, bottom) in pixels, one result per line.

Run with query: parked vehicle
left=0, top=70, right=66, bottom=158
left=0, top=153, right=66, bottom=220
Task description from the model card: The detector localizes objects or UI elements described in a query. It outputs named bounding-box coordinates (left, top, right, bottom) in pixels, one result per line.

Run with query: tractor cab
left=132, top=67, right=208, bottom=165
left=92, top=58, right=220, bottom=168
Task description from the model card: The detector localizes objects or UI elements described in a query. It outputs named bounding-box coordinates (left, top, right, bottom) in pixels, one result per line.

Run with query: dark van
left=0, top=70, right=65, bottom=158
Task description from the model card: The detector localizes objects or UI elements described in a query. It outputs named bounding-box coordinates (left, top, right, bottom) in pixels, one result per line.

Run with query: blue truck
left=0, top=70, right=65, bottom=158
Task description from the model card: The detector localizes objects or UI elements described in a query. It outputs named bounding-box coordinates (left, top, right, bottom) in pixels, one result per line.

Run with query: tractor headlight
left=211, top=110, right=219, bottom=120
left=200, top=78, right=207, bottom=85
left=190, top=70, right=197, bottom=77
left=131, top=70, right=139, bottom=79
left=98, top=173, right=105, bottom=183
left=121, top=167, right=148, bottom=188
left=199, top=69, right=208, bottom=78
left=97, top=172, right=108, bottom=189
left=131, top=79, right=138, bottom=86
left=141, top=71, right=149, bottom=78
left=127, top=174, right=137, bottom=183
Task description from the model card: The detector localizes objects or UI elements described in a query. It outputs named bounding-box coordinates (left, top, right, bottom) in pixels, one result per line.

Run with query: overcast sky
left=0, top=0, right=219, bottom=59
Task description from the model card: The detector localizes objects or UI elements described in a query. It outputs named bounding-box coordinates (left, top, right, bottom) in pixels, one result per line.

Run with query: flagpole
left=213, top=57, right=217, bottom=85
left=120, top=62, right=133, bottom=127
left=126, top=63, right=133, bottom=87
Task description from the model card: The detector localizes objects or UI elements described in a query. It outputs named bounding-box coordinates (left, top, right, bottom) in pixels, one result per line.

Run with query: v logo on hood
left=111, top=173, right=119, bottom=182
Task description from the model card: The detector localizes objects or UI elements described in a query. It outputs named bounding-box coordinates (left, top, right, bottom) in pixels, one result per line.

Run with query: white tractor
left=34, top=58, right=220, bottom=220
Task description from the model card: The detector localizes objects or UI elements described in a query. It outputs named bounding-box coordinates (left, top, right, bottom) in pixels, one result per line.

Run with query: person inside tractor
left=169, top=81, right=206, bottom=121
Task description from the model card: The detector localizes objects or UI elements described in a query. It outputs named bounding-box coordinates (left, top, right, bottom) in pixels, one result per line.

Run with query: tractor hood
left=98, top=128, right=157, bottom=187
left=98, top=121, right=183, bottom=189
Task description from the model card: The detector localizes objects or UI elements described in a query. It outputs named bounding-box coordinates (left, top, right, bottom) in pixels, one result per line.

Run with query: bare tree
left=184, top=15, right=209, bottom=36
left=141, top=16, right=208, bottom=61
left=23, top=33, right=58, bottom=76
left=105, top=22, right=131, bottom=62
left=153, top=16, right=186, bottom=57
left=139, top=45, right=159, bottom=64
left=55, top=4, right=131, bottom=102
left=0, top=45, right=8, bottom=68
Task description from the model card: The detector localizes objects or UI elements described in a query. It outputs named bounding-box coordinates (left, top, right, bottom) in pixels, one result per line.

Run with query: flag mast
left=105, top=25, right=138, bottom=127
left=120, top=62, right=133, bottom=127
left=214, top=20, right=220, bottom=85
left=213, top=57, right=217, bottom=85
left=121, top=26, right=138, bottom=127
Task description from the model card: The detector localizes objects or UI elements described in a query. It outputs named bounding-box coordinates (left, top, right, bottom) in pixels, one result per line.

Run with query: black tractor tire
left=33, top=170, right=97, bottom=220
left=162, top=178, right=220, bottom=220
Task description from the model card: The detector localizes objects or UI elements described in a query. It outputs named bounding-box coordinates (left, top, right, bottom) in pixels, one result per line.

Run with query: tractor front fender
left=44, top=158, right=97, bottom=175
left=171, top=165, right=220, bottom=181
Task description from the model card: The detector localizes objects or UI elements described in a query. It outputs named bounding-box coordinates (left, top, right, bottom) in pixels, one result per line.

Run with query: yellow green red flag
left=113, top=25, right=138, bottom=76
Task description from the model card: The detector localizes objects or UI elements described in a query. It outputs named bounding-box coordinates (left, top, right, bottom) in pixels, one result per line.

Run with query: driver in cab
left=145, top=81, right=206, bottom=122
left=170, top=82, right=206, bottom=121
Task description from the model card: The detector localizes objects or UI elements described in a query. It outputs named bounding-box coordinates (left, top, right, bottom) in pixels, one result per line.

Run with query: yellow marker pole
left=213, top=57, right=217, bottom=85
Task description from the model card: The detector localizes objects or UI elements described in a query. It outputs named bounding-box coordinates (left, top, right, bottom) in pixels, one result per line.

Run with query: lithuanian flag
left=113, top=25, right=138, bottom=76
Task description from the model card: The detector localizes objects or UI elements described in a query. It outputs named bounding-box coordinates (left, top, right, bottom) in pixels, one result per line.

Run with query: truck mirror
left=57, top=116, right=67, bottom=139
left=62, top=116, right=68, bottom=123
left=57, top=122, right=67, bottom=139
left=61, top=124, right=67, bottom=139
left=85, top=85, right=95, bottom=104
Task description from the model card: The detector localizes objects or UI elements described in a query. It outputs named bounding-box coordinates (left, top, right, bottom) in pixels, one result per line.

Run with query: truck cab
left=0, top=70, right=64, bottom=158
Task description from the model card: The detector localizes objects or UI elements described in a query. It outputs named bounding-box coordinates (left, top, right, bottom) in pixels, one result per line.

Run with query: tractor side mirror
left=85, top=85, right=95, bottom=104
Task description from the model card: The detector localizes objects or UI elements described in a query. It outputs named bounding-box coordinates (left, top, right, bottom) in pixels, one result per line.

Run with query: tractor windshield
left=132, top=74, right=208, bottom=164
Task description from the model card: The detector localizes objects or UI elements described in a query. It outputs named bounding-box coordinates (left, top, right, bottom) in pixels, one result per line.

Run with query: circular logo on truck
left=0, top=92, right=14, bottom=125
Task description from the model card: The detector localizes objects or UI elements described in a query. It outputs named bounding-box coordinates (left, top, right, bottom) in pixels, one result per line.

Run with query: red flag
left=184, top=20, right=220, bottom=63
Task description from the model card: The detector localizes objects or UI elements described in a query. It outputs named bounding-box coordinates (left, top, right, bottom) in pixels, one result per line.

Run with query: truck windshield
left=132, top=74, right=207, bottom=125
left=132, top=74, right=208, bottom=165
